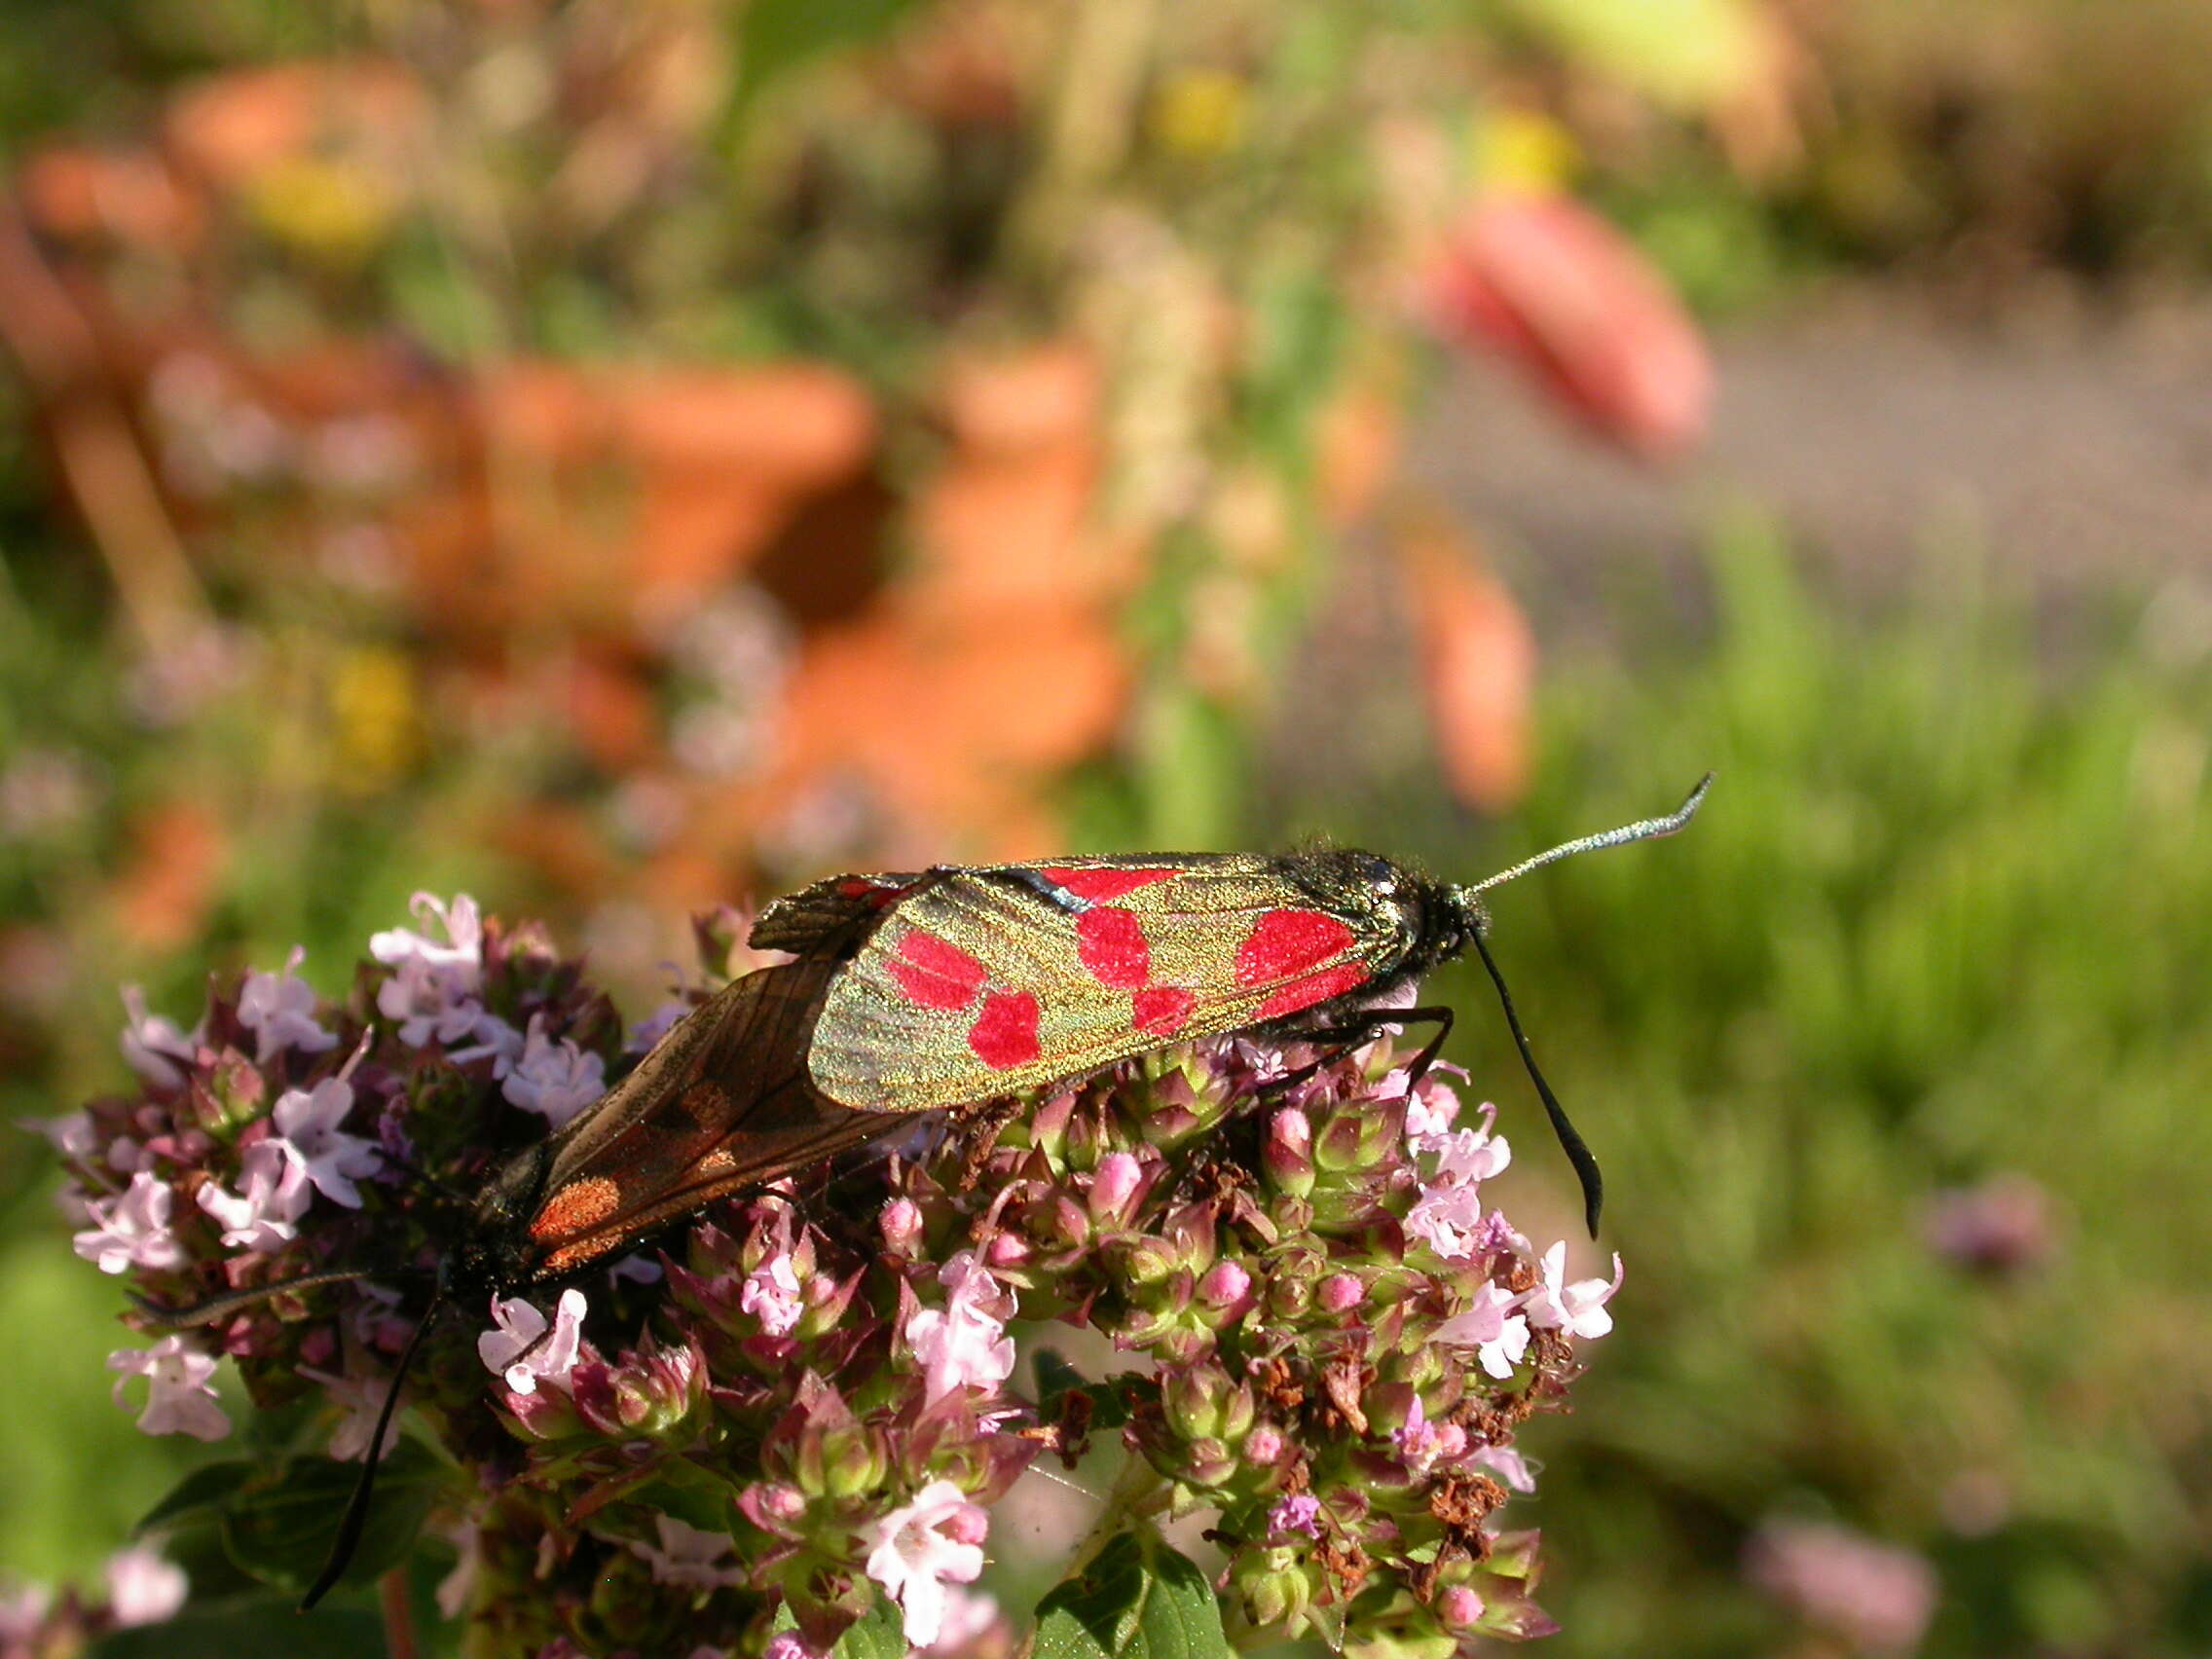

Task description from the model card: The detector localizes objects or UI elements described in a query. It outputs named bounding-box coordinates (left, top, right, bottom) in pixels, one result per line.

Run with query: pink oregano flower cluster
left=52, top=897, right=1620, bottom=1656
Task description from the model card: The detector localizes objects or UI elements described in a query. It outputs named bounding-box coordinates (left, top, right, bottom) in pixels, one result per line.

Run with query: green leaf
left=216, top=1441, right=449, bottom=1595
left=87, top=1599, right=386, bottom=1659
left=136, top=1461, right=258, bottom=1533
left=732, top=0, right=922, bottom=105
left=1035, top=1530, right=1235, bottom=1659
left=1034, top=1347, right=1131, bottom=1432
left=830, top=1597, right=907, bottom=1658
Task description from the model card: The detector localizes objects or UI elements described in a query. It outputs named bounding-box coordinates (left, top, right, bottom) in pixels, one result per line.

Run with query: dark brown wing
left=521, top=951, right=905, bottom=1278
left=748, top=870, right=929, bottom=956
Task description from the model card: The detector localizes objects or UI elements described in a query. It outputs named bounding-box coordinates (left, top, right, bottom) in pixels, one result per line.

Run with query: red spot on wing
left=1132, top=985, right=1196, bottom=1037
left=969, top=990, right=1041, bottom=1069
left=528, top=1176, right=623, bottom=1245
left=1076, top=906, right=1152, bottom=988
left=1039, top=866, right=1184, bottom=903
left=1255, top=963, right=1370, bottom=1020
left=888, top=929, right=988, bottom=1010
left=1235, top=909, right=1358, bottom=985
left=837, top=875, right=914, bottom=908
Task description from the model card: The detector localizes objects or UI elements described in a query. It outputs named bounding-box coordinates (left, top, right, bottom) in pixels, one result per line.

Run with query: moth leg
left=954, top=1098, right=1026, bottom=1191
left=1261, top=1006, right=1456, bottom=1095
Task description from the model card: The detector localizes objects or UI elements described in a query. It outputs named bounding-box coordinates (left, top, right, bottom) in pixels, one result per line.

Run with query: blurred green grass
left=1370, top=515, right=2212, bottom=1656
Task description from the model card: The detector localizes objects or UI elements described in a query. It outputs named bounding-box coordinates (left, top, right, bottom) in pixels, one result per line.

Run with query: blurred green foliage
left=1370, top=519, right=2212, bottom=1656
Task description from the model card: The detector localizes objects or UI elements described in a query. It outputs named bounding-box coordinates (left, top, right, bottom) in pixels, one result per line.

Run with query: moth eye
left=1359, top=855, right=1395, bottom=887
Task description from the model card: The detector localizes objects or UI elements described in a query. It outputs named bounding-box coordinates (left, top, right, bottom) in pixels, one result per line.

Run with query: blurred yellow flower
left=329, top=645, right=421, bottom=792
left=1471, top=108, right=1581, bottom=197
left=245, top=155, right=401, bottom=266
left=1149, top=68, right=1248, bottom=159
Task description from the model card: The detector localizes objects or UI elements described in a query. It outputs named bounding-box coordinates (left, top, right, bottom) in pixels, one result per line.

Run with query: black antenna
left=1472, top=927, right=1604, bottom=1237
left=300, top=1293, right=444, bottom=1611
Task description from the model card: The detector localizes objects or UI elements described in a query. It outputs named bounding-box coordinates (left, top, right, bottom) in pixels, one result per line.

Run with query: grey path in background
left=1406, top=290, right=2212, bottom=612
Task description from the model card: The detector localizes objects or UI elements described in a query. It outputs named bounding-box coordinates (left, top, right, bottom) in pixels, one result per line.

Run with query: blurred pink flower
left=1435, top=1280, right=1530, bottom=1380
left=624, top=1517, right=747, bottom=1592
left=273, top=1079, right=382, bottom=1207
left=118, top=986, right=197, bottom=1089
left=108, top=1335, right=230, bottom=1440
left=197, top=1139, right=312, bottom=1251
left=74, top=1171, right=187, bottom=1273
left=237, top=946, right=338, bottom=1064
left=1925, top=1174, right=2054, bottom=1274
left=741, top=1251, right=805, bottom=1336
left=102, top=1545, right=186, bottom=1627
left=495, top=1014, right=608, bottom=1129
left=1745, top=1518, right=1937, bottom=1653
left=1423, top=192, right=1712, bottom=460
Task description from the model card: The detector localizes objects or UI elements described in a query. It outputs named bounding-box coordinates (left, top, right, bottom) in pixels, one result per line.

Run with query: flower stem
left=1060, top=1453, right=1171, bottom=1584
left=379, top=1567, right=420, bottom=1659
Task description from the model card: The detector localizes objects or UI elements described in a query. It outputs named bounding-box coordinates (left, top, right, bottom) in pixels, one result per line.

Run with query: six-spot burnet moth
left=752, top=774, right=1713, bottom=1238
left=140, top=935, right=904, bottom=1610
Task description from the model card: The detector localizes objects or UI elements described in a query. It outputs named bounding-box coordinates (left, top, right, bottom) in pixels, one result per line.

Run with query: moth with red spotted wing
left=140, top=935, right=906, bottom=1609
left=752, top=775, right=1713, bottom=1239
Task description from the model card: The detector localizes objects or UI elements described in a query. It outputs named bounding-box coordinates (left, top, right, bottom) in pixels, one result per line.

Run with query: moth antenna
left=1466, top=772, right=1712, bottom=898
left=299, top=1292, right=444, bottom=1612
left=1471, top=927, right=1604, bottom=1237
left=132, top=1268, right=382, bottom=1329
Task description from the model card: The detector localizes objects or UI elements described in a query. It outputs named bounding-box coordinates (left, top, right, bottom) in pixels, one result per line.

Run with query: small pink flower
left=863, top=1480, right=988, bottom=1648
left=368, top=892, right=484, bottom=983
left=197, top=1140, right=312, bottom=1251
left=377, top=957, right=487, bottom=1049
left=1392, top=1394, right=1467, bottom=1477
left=73, top=1171, right=187, bottom=1273
left=1435, top=1281, right=1530, bottom=1380
left=1405, top=1178, right=1487, bottom=1261
left=479, top=1289, right=587, bottom=1395
left=1469, top=1442, right=1536, bottom=1493
left=372, top=894, right=489, bottom=1048
left=1269, top=1493, right=1323, bottom=1537
left=118, top=986, right=197, bottom=1089
left=905, top=1252, right=1015, bottom=1406
left=495, top=1015, right=607, bottom=1129
left=273, top=1079, right=382, bottom=1207
left=103, top=1544, right=187, bottom=1627
left=109, top=1335, right=230, bottom=1440
left=623, top=1516, right=747, bottom=1591
left=236, top=945, right=338, bottom=1065
left=1523, top=1242, right=1623, bottom=1340
left=741, top=1252, right=805, bottom=1336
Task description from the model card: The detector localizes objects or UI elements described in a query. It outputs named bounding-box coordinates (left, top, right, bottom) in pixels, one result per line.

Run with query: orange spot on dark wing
left=1040, top=866, right=1183, bottom=902
left=1132, top=984, right=1196, bottom=1037
left=1076, top=905, right=1151, bottom=988
left=1235, top=909, right=1357, bottom=985
left=1255, top=963, right=1370, bottom=1020
left=888, top=929, right=988, bottom=1010
left=969, top=989, right=1041, bottom=1068
left=528, top=1176, right=624, bottom=1244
